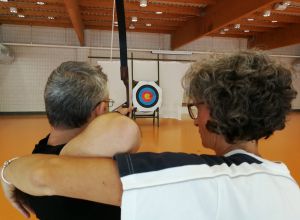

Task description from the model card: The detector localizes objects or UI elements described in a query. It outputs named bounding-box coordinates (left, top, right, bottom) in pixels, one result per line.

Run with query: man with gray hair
left=44, top=61, right=110, bottom=130
left=13, top=61, right=138, bottom=220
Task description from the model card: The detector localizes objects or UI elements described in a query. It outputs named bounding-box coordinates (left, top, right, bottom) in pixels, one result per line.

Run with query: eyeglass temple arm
left=111, top=103, right=130, bottom=112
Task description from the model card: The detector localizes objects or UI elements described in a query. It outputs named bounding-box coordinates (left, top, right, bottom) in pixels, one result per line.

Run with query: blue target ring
left=136, top=85, right=159, bottom=108
left=138, top=88, right=157, bottom=106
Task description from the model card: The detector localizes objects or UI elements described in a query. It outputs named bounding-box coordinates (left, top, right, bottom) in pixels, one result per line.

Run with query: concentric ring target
left=137, top=85, right=158, bottom=108
left=133, top=81, right=162, bottom=111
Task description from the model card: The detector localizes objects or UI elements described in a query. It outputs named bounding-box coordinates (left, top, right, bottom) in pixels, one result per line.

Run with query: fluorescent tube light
left=151, top=50, right=193, bottom=55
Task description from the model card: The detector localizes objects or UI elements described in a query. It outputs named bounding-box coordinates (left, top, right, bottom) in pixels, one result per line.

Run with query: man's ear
left=94, top=102, right=108, bottom=116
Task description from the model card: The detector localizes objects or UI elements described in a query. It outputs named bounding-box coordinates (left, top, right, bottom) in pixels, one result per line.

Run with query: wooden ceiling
left=0, top=0, right=300, bottom=50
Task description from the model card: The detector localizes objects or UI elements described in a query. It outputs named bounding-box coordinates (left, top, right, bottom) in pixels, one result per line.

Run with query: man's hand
left=1, top=177, right=32, bottom=218
left=115, top=105, right=133, bottom=115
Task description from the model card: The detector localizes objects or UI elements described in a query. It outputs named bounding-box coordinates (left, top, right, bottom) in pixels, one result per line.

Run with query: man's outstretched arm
left=3, top=154, right=122, bottom=206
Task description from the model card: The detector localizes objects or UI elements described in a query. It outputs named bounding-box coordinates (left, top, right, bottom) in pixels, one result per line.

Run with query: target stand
left=132, top=81, right=162, bottom=126
left=130, top=53, right=162, bottom=127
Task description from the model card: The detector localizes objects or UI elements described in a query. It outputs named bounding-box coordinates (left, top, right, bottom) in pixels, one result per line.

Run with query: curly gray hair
left=44, top=61, right=108, bottom=128
left=182, top=50, right=297, bottom=144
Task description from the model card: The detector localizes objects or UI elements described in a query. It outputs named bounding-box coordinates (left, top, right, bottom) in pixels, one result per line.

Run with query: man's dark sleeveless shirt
left=24, top=135, right=120, bottom=220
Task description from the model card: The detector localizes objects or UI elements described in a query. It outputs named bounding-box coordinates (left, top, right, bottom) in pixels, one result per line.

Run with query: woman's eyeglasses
left=187, top=102, right=205, bottom=119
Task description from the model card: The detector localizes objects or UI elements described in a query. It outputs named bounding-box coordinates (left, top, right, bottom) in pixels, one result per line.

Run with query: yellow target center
left=144, top=93, right=151, bottom=100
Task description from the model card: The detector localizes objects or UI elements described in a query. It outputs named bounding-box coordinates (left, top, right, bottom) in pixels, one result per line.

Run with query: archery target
left=133, top=81, right=162, bottom=111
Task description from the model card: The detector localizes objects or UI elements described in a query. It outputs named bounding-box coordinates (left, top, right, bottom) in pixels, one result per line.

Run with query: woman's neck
left=214, top=137, right=260, bottom=156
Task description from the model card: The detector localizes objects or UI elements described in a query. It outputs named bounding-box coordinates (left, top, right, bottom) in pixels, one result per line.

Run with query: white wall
left=0, top=46, right=77, bottom=111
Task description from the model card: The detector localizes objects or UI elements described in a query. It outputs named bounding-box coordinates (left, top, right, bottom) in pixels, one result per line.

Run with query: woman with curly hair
left=2, top=51, right=300, bottom=220
left=183, top=50, right=296, bottom=154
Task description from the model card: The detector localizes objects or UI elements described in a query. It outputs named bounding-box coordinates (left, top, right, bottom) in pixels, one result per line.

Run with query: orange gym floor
left=0, top=113, right=299, bottom=220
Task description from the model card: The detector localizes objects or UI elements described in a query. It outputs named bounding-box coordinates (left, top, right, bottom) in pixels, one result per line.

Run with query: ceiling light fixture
left=271, top=20, right=278, bottom=23
left=146, top=23, right=152, bottom=27
left=223, top=28, right=229, bottom=32
left=274, top=1, right=291, bottom=10
left=155, top=11, right=163, bottom=14
left=244, top=30, right=250, bottom=33
left=234, top=24, right=240, bottom=29
left=140, top=0, right=147, bottom=7
left=36, top=1, right=45, bottom=5
left=247, top=18, right=254, bottom=21
left=129, top=24, right=135, bottom=29
left=10, top=7, right=18, bottom=13
left=131, top=16, right=138, bottom=22
left=284, top=1, right=291, bottom=6
left=0, top=0, right=9, bottom=2
left=48, top=16, right=55, bottom=20
left=18, top=14, right=25, bottom=18
left=263, top=10, right=271, bottom=17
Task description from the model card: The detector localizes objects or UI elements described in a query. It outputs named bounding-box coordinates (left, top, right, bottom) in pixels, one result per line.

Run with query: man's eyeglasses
left=103, top=99, right=115, bottom=107
left=93, top=99, right=115, bottom=109
left=187, top=102, right=205, bottom=119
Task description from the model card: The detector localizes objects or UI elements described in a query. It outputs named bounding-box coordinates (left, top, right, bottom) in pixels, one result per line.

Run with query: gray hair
left=44, top=61, right=108, bottom=128
left=182, top=50, right=297, bottom=144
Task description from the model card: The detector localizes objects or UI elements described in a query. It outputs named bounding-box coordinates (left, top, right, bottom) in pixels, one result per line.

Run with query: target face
left=133, top=81, right=162, bottom=111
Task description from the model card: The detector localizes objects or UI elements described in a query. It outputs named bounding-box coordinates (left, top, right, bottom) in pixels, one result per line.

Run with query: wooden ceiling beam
left=137, top=19, right=183, bottom=27
left=211, top=26, right=274, bottom=36
left=0, top=2, right=65, bottom=11
left=239, top=19, right=285, bottom=28
left=239, top=26, right=273, bottom=32
left=171, top=0, right=279, bottom=49
left=248, top=23, right=300, bottom=49
left=126, top=11, right=192, bottom=21
left=80, top=0, right=202, bottom=16
left=81, top=11, right=182, bottom=20
left=272, top=9, right=300, bottom=16
left=0, top=9, right=69, bottom=20
left=210, top=29, right=253, bottom=35
left=149, top=0, right=216, bottom=5
left=253, top=12, right=300, bottom=23
left=0, top=15, right=68, bottom=22
left=16, top=0, right=63, bottom=3
left=85, top=20, right=176, bottom=30
left=227, top=25, right=274, bottom=32
left=285, top=6, right=300, bottom=13
left=79, top=0, right=215, bottom=6
left=81, top=10, right=191, bottom=22
left=84, top=19, right=182, bottom=28
left=82, top=14, right=184, bottom=26
left=209, top=33, right=250, bottom=38
left=85, top=25, right=173, bottom=34
left=64, top=0, right=84, bottom=46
